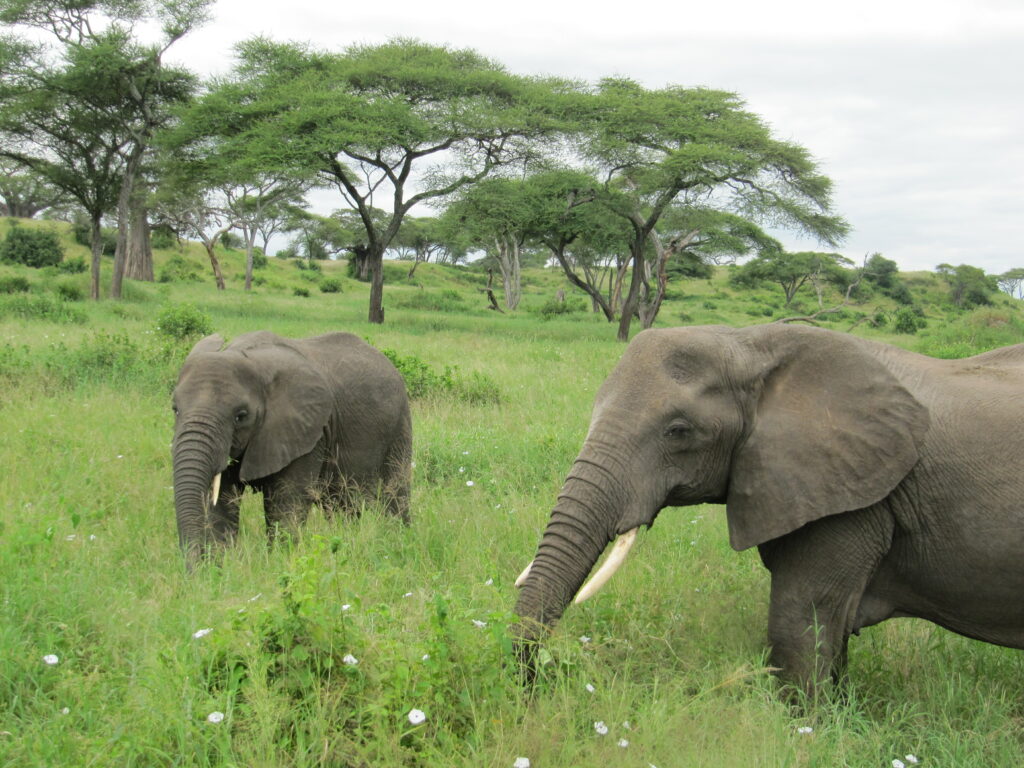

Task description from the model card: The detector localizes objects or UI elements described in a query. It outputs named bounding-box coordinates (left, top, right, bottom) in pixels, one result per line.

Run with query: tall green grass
left=1, top=241, right=1023, bottom=766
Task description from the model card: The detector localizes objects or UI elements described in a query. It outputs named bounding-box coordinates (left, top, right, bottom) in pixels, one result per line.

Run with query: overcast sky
left=164, top=0, right=1024, bottom=274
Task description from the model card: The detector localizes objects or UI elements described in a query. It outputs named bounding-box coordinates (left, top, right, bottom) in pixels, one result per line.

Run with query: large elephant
left=513, top=324, right=1024, bottom=695
left=171, top=330, right=411, bottom=565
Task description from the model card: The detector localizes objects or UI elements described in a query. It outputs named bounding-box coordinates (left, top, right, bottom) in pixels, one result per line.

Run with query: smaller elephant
left=171, top=330, right=411, bottom=565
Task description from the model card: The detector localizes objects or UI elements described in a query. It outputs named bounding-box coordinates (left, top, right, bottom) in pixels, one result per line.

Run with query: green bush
left=319, top=278, right=343, bottom=294
left=0, top=275, right=31, bottom=294
left=56, top=256, right=87, bottom=274
left=252, top=251, right=268, bottom=270
left=42, top=331, right=185, bottom=391
left=157, top=254, right=203, bottom=283
left=392, top=289, right=465, bottom=312
left=536, top=296, right=587, bottom=319
left=55, top=282, right=84, bottom=302
left=0, top=226, right=64, bottom=268
left=293, top=287, right=310, bottom=297
left=71, top=217, right=116, bottom=255
left=0, top=293, right=87, bottom=324
left=893, top=307, right=927, bottom=334
left=149, top=225, right=178, bottom=250
left=381, top=348, right=500, bottom=404
left=155, top=303, right=213, bottom=341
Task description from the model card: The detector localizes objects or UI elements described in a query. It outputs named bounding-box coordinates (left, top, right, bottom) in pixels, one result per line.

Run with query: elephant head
left=171, top=332, right=333, bottom=563
left=512, top=324, right=927, bottom=660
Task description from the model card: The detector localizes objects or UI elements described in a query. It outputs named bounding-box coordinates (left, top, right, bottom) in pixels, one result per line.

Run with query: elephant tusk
left=514, top=560, right=534, bottom=588
left=574, top=528, right=639, bottom=605
left=211, top=473, right=221, bottom=507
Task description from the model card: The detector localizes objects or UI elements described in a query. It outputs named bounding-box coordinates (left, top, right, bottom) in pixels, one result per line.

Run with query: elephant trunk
left=512, top=452, right=636, bottom=660
left=172, top=417, right=230, bottom=564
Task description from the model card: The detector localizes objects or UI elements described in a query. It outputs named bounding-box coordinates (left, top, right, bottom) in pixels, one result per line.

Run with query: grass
left=2, top=220, right=1024, bottom=766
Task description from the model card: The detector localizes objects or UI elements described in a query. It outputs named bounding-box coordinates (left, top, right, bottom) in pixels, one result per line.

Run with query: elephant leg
left=380, top=433, right=412, bottom=524
left=758, top=505, right=893, bottom=700
left=262, top=448, right=324, bottom=541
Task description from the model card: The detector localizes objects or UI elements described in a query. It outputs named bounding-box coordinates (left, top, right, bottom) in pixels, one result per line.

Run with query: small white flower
left=905, top=757, right=919, bottom=765
left=192, top=628, right=213, bottom=639
left=88, top=534, right=97, bottom=541
left=892, top=761, right=905, bottom=768
left=484, top=578, right=493, bottom=586
left=60, top=707, right=70, bottom=715
left=579, top=635, right=591, bottom=644
left=472, top=619, right=487, bottom=628
left=458, top=466, right=465, bottom=473
left=796, top=726, right=813, bottom=734
left=422, top=653, right=430, bottom=661
left=65, top=534, right=76, bottom=541
left=341, top=604, right=351, bottom=611
left=206, top=711, right=225, bottom=724
left=585, top=683, right=595, bottom=693
left=466, top=480, right=474, bottom=486
left=622, top=721, right=631, bottom=729
left=248, top=593, right=262, bottom=602
left=403, top=591, right=413, bottom=598
left=116, top=455, right=123, bottom=459
left=42, top=654, right=59, bottom=666
left=342, top=654, right=358, bottom=666
left=618, top=738, right=629, bottom=748
left=513, top=758, right=530, bottom=768
left=407, top=708, right=426, bottom=725
left=594, top=721, right=608, bottom=735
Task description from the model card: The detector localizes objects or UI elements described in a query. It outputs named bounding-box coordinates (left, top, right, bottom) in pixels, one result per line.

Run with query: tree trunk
left=368, top=246, right=385, bottom=324
left=203, top=240, right=226, bottom=291
left=244, top=229, right=257, bottom=292
left=90, top=214, right=103, bottom=301
left=124, top=198, right=153, bottom=282
left=616, top=247, right=645, bottom=342
left=553, top=250, right=615, bottom=321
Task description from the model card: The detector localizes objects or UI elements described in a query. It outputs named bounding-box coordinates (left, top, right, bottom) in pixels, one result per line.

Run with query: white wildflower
left=60, top=707, right=70, bottom=715
left=65, top=535, right=76, bottom=541
left=472, top=619, right=487, bottom=628
left=905, top=757, right=919, bottom=765
left=892, top=760, right=905, bottom=768
left=513, top=758, right=530, bottom=768
left=42, top=654, right=59, bottom=666
left=192, top=628, right=213, bottom=639
left=594, top=721, right=608, bottom=735
left=407, top=708, right=426, bottom=725
left=618, top=738, right=629, bottom=748
left=579, top=635, right=591, bottom=644
left=206, top=711, right=224, bottom=724
left=622, top=721, right=631, bottom=729
left=466, top=480, right=474, bottom=487
left=248, top=593, right=262, bottom=602
left=585, top=683, right=595, bottom=693
left=796, top=726, right=813, bottom=734
left=422, top=654, right=430, bottom=661
left=459, top=466, right=465, bottom=473
left=342, top=654, right=358, bottom=666
left=403, top=592, right=413, bottom=598
left=341, top=604, right=352, bottom=611
left=484, top=578, right=493, bottom=586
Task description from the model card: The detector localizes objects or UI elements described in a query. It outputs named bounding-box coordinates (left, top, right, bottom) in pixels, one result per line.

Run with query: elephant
left=171, top=330, right=412, bottom=565
left=512, top=323, right=1024, bottom=696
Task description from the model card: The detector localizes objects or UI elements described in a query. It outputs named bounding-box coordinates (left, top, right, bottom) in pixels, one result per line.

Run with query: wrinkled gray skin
left=513, top=324, right=1024, bottom=696
left=172, top=331, right=411, bottom=566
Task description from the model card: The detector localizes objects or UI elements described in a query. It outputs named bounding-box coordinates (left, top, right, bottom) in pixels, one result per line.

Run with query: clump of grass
left=392, top=289, right=466, bottom=313
left=0, top=293, right=87, bottom=324
left=381, top=347, right=500, bottom=404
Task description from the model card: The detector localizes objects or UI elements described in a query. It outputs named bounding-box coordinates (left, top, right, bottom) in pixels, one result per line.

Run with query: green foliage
left=936, top=263, right=997, bottom=308
left=0, top=275, right=31, bottom=294
left=0, top=225, right=65, bottom=268
left=55, top=282, right=84, bottom=302
left=915, top=308, right=1024, bottom=358
left=0, top=293, right=87, bottom=323
left=536, top=296, right=587, bottom=319
left=318, top=278, right=343, bottom=294
left=293, top=286, right=310, bottom=297
left=251, top=251, right=268, bottom=270
left=381, top=348, right=500, bottom=404
left=149, top=225, right=178, bottom=250
left=155, top=303, right=213, bottom=341
left=158, top=254, right=204, bottom=283
left=71, top=218, right=117, bottom=255
left=392, top=289, right=465, bottom=312
left=56, top=256, right=87, bottom=274
left=892, top=307, right=927, bottom=334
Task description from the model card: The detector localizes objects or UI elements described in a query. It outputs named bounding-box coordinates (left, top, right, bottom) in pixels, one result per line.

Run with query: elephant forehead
left=176, top=354, right=263, bottom=396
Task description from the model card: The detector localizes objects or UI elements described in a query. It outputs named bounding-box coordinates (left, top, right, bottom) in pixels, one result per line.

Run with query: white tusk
left=211, top=473, right=221, bottom=507
left=574, top=528, right=639, bottom=605
left=514, top=560, right=534, bottom=588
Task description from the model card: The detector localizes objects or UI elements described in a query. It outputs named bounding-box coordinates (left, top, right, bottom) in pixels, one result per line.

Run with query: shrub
left=0, top=275, right=30, bottom=294
left=156, top=303, right=213, bottom=341
left=392, top=289, right=465, bottom=312
left=42, top=331, right=185, bottom=391
left=0, top=293, right=87, bottom=324
left=71, top=217, right=116, bottom=255
left=56, top=256, right=87, bottom=274
left=157, top=254, right=203, bottom=283
left=251, top=251, right=268, bottom=270
left=55, top=282, right=84, bottom=302
left=150, top=226, right=178, bottom=250
left=0, top=226, right=64, bottom=268
left=293, top=287, right=310, bottom=297
left=380, top=347, right=500, bottom=404
left=319, top=278, right=343, bottom=294
left=702, top=301, right=718, bottom=310
left=536, top=296, right=587, bottom=319
left=893, top=307, right=927, bottom=334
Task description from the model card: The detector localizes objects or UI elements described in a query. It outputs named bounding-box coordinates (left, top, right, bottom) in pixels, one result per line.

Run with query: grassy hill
left=2, top=217, right=1024, bottom=766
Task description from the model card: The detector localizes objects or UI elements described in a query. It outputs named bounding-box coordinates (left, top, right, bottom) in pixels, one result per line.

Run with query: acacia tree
left=997, top=268, right=1024, bottom=299
left=583, top=78, right=849, bottom=340
left=190, top=37, right=570, bottom=323
left=0, top=0, right=207, bottom=296
left=731, top=249, right=852, bottom=306
left=0, top=162, right=68, bottom=217
left=151, top=183, right=235, bottom=289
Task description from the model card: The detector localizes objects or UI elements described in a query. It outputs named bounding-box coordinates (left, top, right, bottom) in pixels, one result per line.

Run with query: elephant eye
left=171, top=404, right=179, bottom=415
left=234, top=409, right=249, bottom=424
left=664, top=422, right=691, bottom=439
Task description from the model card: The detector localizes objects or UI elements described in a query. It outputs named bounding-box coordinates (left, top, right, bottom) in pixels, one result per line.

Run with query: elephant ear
left=725, top=328, right=929, bottom=551
left=237, top=341, right=334, bottom=482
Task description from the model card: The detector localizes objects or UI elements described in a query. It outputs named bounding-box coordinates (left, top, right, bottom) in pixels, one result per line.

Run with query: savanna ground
left=2, top=221, right=1024, bottom=767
